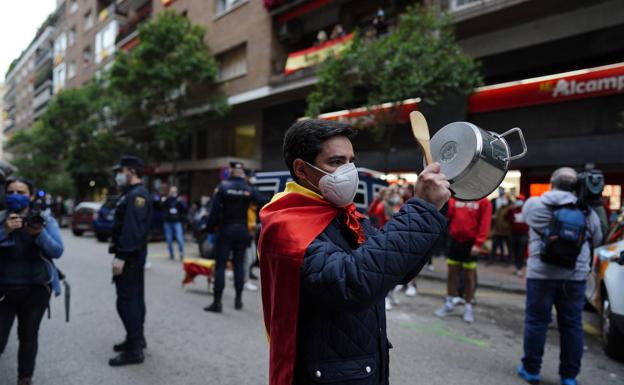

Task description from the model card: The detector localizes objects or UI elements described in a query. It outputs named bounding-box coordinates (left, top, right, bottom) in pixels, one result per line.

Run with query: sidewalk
left=420, top=256, right=526, bottom=294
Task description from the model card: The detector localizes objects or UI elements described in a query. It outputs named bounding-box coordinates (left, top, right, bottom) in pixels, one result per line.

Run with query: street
left=1, top=230, right=623, bottom=385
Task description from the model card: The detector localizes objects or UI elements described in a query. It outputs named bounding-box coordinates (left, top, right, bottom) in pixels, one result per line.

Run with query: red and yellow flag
left=258, top=182, right=364, bottom=385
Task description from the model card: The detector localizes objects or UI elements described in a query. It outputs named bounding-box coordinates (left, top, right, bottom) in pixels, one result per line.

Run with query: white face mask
left=115, top=172, right=128, bottom=187
left=306, top=162, right=359, bottom=207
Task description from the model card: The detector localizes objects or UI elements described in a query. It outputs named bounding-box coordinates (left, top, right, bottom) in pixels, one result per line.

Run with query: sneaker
left=515, top=269, right=524, bottom=277
left=463, top=304, right=474, bottom=323
left=451, top=296, right=466, bottom=306
left=144, top=261, right=152, bottom=270
left=517, top=365, right=540, bottom=384
left=561, top=378, right=577, bottom=385
left=244, top=281, right=258, bottom=291
left=427, top=264, right=435, bottom=272
left=385, top=297, right=393, bottom=311
left=434, top=302, right=454, bottom=318
left=388, top=292, right=400, bottom=305
left=405, top=284, right=417, bottom=297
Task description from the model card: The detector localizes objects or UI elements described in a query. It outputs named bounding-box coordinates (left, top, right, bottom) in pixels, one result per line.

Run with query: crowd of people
left=0, top=118, right=620, bottom=385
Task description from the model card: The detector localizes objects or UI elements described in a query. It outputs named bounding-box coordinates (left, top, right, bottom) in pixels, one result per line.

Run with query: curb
left=419, top=271, right=526, bottom=295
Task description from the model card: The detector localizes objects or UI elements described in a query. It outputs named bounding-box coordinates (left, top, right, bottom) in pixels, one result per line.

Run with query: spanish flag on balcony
left=258, top=182, right=365, bottom=385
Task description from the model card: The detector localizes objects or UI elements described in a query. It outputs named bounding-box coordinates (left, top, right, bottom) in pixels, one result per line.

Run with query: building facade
left=3, top=0, right=623, bottom=210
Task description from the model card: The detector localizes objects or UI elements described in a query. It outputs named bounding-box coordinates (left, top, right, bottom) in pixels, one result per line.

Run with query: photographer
left=0, top=178, right=64, bottom=385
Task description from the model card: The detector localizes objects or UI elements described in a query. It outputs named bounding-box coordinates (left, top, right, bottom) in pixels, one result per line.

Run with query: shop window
left=603, top=185, right=622, bottom=211
left=95, top=21, right=118, bottom=64
left=216, top=0, right=246, bottom=16
left=234, top=124, right=256, bottom=158
left=217, top=45, right=247, bottom=82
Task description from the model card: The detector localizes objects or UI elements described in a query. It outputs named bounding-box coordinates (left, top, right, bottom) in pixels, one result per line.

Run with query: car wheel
left=72, top=229, right=83, bottom=236
left=601, top=296, right=624, bottom=362
left=96, top=234, right=109, bottom=242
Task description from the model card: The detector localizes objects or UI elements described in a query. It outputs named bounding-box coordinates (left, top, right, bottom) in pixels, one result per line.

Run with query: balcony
left=283, top=32, right=352, bottom=75
left=34, top=79, right=53, bottom=97
left=33, top=87, right=52, bottom=110
left=33, top=62, right=53, bottom=89
left=115, top=0, right=150, bottom=16
left=116, top=2, right=152, bottom=48
left=35, top=49, right=53, bottom=69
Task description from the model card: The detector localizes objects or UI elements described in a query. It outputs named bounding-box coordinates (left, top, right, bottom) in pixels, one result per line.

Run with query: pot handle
left=494, top=127, right=527, bottom=162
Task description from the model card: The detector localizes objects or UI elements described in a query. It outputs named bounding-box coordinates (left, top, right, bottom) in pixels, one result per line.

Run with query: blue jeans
left=163, top=221, right=185, bottom=259
left=522, top=279, right=585, bottom=379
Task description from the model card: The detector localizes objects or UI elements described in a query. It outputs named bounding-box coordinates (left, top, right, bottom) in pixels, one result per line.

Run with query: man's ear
left=293, top=159, right=309, bottom=182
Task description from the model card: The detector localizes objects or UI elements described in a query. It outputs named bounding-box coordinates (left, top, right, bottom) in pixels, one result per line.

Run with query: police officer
left=204, top=162, right=267, bottom=313
left=108, top=156, right=153, bottom=366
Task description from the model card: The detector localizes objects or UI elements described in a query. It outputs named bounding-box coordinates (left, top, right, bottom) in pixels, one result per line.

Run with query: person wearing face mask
left=162, top=186, right=187, bottom=260
left=507, top=194, right=529, bottom=276
left=258, top=119, right=450, bottom=385
left=203, top=162, right=268, bottom=313
left=0, top=178, right=64, bottom=385
left=108, top=155, right=153, bottom=367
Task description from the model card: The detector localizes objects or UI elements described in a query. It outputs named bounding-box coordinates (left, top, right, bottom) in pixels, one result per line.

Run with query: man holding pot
left=258, top=119, right=450, bottom=385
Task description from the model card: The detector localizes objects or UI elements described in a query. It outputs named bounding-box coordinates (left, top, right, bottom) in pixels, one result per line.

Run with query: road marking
left=400, top=321, right=490, bottom=348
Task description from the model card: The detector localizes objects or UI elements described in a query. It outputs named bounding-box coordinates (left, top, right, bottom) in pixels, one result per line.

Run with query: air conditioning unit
left=277, top=21, right=302, bottom=44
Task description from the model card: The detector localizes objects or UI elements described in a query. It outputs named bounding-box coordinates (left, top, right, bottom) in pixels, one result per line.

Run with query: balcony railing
left=116, top=2, right=152, bottom=44
left=33, top=87, right=52, bottom=109
left=35, top=49, right=53, bottom=69
left=283, top=32, right=353, bottom=75
left=115, top=0, right=150, bottom=16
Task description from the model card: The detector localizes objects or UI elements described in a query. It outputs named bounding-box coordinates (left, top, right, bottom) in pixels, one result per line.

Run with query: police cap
left=113, top=155, right=145, bottom=172
left=229, top=161, right=244, bottom=169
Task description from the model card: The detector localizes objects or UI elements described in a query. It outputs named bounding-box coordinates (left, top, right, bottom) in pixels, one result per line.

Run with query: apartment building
left=52, top=0, right=120, bottom=95
left=4, top=0, right=622, bottom=208
left=2, top=24, right=56, bottom=135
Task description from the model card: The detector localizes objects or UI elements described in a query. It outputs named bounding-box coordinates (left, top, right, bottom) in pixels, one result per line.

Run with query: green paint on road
left=400, top=321, right=490, bottom=349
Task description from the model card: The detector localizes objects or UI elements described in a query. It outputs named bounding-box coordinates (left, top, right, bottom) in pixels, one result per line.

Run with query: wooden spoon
left=410, top=111, right=434, bottom=165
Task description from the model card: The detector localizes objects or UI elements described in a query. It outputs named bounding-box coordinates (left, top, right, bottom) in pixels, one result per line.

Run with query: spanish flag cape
left=258, top=182, right=365, bottom=385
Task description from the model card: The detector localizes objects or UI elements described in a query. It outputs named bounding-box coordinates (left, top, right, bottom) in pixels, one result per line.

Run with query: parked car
left=585, top=210, right=624, bottom=362
left=93, top=195, right=165, bottom=242
left=70, top=202, right=102, bottom=236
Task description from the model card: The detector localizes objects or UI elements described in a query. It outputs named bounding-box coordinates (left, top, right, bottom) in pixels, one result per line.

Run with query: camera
left=8, top=198, right=46, bottom=228
left=576, top=169, right=604, bottom=207
left=24, top=198, right=46, bottom=227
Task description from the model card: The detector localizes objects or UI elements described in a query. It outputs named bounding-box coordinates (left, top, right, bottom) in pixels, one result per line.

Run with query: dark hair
left=5, top=177, right=35, bottom=195
left=283, top=119, right=355, bottom=182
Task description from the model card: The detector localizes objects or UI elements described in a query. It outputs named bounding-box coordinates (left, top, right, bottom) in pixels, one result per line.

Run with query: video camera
left=576, top=168, right=604, bottom=207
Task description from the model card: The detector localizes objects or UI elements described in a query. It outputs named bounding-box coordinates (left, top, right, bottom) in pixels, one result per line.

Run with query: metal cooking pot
left=429, top=122, right=527, bottom=201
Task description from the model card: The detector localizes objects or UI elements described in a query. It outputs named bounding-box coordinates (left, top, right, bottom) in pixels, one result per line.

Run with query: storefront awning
left=469, top=62, right=624, bottom=113
left=315, top=98, right=420, bottom=126
left=284, top=33, right=353, bottom=75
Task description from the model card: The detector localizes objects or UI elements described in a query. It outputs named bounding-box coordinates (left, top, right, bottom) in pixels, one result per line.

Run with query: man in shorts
left=435, top=197, right=491, bottom=323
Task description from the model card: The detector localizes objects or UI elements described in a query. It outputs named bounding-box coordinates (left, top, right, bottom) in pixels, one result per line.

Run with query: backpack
left=537, top=204, right=589, bottom=269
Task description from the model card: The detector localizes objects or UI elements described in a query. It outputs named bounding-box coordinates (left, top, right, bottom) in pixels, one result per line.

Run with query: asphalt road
left=1, top=230, right=622, bottom=385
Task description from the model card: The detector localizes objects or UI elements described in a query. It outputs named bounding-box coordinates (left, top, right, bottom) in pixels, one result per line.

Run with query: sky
left=0, top=0, right=57, bottom=82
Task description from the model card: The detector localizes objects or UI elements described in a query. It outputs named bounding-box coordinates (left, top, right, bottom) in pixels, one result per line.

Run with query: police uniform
left=204, top=162, right=267, bottom=312
left=109, top=156, right=153, bottom=366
